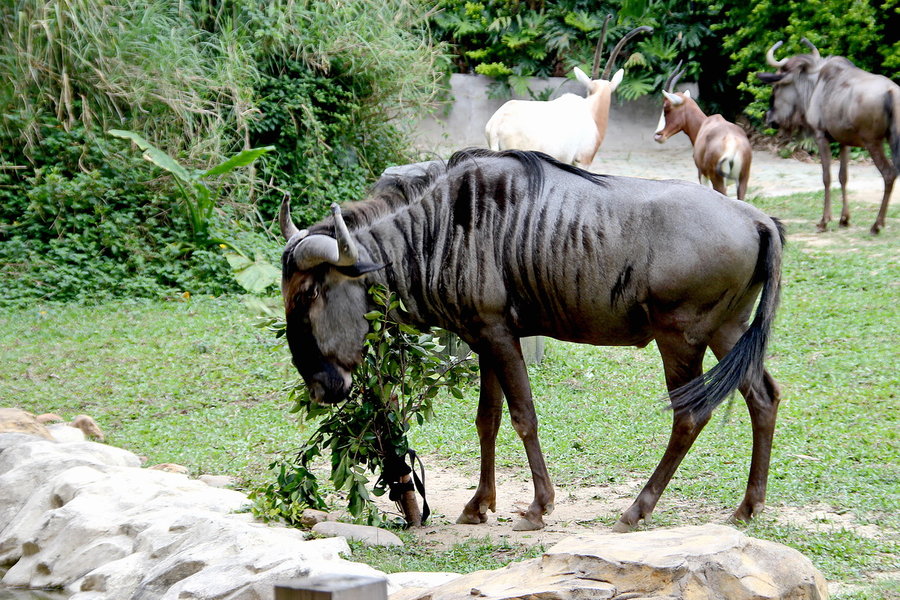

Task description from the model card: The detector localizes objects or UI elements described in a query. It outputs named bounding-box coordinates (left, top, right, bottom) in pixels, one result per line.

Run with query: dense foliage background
left=1, top=0, right=897, bottom=305
left=0, top=0, right=442, bottom=304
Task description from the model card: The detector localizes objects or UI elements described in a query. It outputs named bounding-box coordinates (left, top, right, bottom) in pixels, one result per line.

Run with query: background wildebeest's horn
left=279, top=194, right=301, bottom=241
left=591, top=14, right=614, bottom=80
left=800, top=37, right=821, bottom=59
left=664, top=60, right=685, bottom=93
left=766, top=41, right=788, bottom=68
left=601, top=25, right=653, bottom=81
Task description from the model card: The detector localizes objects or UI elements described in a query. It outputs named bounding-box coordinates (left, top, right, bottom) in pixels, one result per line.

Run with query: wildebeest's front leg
left=615, top=333, right=709, bottom=531
left=816, top=134, right=835, bottom=232
left=462, top=335, right=555, bottom=530
left=457, top=358, right=503, bottom=524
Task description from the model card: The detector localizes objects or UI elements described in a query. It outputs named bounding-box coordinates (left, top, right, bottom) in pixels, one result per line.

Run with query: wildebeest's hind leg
left=614, top=334, right=710, bottom=532
left=866, top=140, right=896, bottom=234
left=457, top=358, right=503, bottom=524
left=459, top=337, right=555, bottom=530
left=708, top=321, right=781, bottom=523
left=838, top=145, right=851, bottom=227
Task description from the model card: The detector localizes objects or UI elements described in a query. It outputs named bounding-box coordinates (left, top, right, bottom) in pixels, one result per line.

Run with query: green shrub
left=0, top=122, right=242, bottom=305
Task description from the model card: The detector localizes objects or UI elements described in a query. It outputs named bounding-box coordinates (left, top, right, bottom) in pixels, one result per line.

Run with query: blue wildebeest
left=280, top=149, right=784, bottom=531
left=758, top=38, right=900, bottom=234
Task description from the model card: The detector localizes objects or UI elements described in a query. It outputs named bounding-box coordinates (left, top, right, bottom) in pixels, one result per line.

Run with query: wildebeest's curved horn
left=330, top=203, right=358, bottom=266
left=800, top=37, right=820, bottom=59
left=601, top=25, right=653, bottom=80
left=662, top=90, right=685, bottom=106
left=288, top=204, right=358, bottom=270
left=766, top=41, right=788, bottom=68
left=591, top=14, right=614, bottom=80
left=279, top=194, right=301, bottom=241
left=664, top=60, right=685, bottom=93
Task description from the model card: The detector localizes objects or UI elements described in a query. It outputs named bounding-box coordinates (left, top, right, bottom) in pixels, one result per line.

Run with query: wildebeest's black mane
left=305, top=149, right=609, bottom=235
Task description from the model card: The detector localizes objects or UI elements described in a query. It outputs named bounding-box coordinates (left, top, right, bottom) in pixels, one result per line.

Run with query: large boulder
left=396, top=524, right=828, bottom=600
left=0, top=434, right=386, bottom=599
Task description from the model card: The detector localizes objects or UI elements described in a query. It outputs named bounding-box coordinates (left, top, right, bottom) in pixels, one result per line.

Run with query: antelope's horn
left=279, top=194, right=301, bottom=241
left=800, top=37, right=820, bottom=59
left=663, top=90, right=685, bottom=106
left=766, top=41, right=788, bottom=68
left=591, top=14, right=614, bottom=80
left=601, top=25, right=653, bottom=80
left=664, top=60, right=685, bottom=92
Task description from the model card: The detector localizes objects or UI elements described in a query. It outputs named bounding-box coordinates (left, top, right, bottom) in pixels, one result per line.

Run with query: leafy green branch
left=251, top=284, right=477, bottom=527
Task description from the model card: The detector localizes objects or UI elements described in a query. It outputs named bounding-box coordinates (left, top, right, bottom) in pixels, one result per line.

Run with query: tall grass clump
left=0, top=0, right=444, bottom=305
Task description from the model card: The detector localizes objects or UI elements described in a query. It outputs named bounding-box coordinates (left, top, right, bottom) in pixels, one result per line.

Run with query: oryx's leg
left=464, top=335, right=554, bottom=530
left=710, top=173, right=727, bottom=197
left=737, top=162, right=750, bottom=201
left=457, top=358, right=503, bottom=524
left=866, top=140, right=896, bottom=234
left=615, top=333, right=708, bottom=531
left=708, top=321, right=781, bottom=523
left=838, top=145, right=851, bottom=227
left=816, top=135, right=834, bottom=232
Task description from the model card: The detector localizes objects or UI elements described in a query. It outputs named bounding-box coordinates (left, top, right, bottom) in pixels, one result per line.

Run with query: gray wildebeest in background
left=654, top=62, right=753, bottom=200
left=758, top=38, right=900, bottom=233
left=279, top=149, right=784, bottom=531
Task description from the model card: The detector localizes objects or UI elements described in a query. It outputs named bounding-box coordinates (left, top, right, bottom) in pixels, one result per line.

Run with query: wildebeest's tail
left=888, top=88, right=900, bottom=175
left=669, top=218, right=785, bottom=420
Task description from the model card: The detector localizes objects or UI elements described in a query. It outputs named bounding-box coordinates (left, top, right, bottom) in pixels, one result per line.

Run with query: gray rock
left=399, top=525, right=828, bottom=600
left=312, top=522, right=403, bottom=547
left=198, top=473, right=236, bottom=488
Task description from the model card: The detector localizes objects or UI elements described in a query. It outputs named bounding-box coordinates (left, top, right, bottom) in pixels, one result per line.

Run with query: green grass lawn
left=1, top=192, right=897, bottom=597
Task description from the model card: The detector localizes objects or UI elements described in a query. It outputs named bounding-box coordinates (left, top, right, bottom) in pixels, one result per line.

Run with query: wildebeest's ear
left=334, top=262, right=387, bottom=278
left=757, top=72, right=785, bottom=84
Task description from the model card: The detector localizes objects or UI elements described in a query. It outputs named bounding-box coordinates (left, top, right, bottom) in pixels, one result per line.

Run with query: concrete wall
left=410, top=73, right=695, bottom=158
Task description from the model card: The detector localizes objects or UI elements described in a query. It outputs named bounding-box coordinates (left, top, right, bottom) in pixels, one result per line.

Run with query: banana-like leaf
left=203, top=146, right=275, bottom=178
left=108, top=129, right=193, bottom=184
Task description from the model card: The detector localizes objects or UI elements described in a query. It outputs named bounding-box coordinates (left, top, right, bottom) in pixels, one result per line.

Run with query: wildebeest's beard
left=285, top=315, right=352, bottom=404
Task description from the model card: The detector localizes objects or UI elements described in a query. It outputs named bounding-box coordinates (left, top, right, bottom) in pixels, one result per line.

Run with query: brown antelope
left=485, top=20, right=652, bottom=168
left=654, top=64, right=753, bottom=200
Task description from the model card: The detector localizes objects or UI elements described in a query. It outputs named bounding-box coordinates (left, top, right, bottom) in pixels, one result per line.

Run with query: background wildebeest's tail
left=888, top=88, right=900, bottom=175
left=668, top=219, right=785, bottom=420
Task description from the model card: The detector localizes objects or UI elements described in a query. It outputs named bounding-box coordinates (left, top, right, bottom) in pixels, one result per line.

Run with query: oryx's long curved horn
left=591, top=14, right=614, bottom=80
left=279, top=194, right=301, bottom=241
left=766, top=40, right=788, bottom=68
left=800, top=37, right=820, bottom=59
left=662, top=90, right=685, bottom=106
left=330, top=203, right=358, bottom=266
left=601, top=25, right=653, bottom=80
left=664, top=60, right=685, bottom=92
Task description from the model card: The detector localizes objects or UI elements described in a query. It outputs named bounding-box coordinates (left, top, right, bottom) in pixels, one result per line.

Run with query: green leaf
left=203, top=146, right=275, bottom=178
left=225, top=252, right=280, bottom=294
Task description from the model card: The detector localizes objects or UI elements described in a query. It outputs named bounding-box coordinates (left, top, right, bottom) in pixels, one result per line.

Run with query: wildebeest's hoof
left=512, top=515, right=544, bottom=531
left=870, top=223, right=882, bottom=235
left=815, top=222, right=828, bottom=233
left=456, top=511, right=488, bottom=525
left=612, top=518, right=635, bottom=533
left=730, top=501, right=765, bottom=524
left=839, top=217, right=850, bottom=228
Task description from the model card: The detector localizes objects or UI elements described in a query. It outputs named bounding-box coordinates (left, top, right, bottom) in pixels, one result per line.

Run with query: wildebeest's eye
left=304, top=285, right=319, bottom=302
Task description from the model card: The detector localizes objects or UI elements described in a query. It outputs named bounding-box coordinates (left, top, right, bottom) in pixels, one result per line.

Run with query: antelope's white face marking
left=655, top=111, right=667, bottom=135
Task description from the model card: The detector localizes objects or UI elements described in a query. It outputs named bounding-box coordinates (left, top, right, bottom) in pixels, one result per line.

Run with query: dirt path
left=591, top=146, right=887, bottom=207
